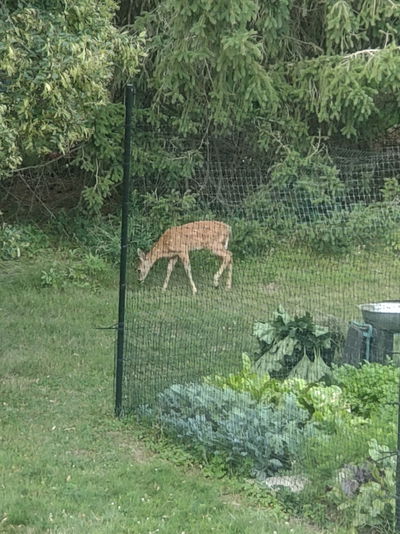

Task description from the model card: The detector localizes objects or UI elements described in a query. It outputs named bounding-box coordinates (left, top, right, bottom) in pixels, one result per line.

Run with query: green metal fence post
left=396, top=374, right=400, bottom=531
left=115, top=83, right=134, bottom=417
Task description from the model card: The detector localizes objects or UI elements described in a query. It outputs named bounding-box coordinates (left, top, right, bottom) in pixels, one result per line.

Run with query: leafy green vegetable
left=332, top=362, right=400, bottom=418
left=333, top=440, right=395, bottom=532
left=253, top=307, right=337, bottom=380
left=205, top=353, right=281, bottom=403
left=142, top=383, right=316, bottom=476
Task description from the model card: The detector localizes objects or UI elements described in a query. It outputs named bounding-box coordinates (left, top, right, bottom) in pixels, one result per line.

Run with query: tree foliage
left=1, top=0, right=400, bottom=212
left=0, top=0, right=145, bottom=182
left=134, top=0, right=400, bottom=148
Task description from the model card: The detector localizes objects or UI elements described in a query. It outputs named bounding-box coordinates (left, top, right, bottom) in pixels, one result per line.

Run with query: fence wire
left=118, top=142, right=400, bottom=531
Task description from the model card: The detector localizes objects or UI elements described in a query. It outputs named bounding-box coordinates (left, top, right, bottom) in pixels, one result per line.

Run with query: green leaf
left=289, top=351, right=331, bottom=381
left=253, top=351, right=283, bottom=376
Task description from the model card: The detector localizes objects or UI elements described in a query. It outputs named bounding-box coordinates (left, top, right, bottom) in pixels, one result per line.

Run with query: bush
left=244, top=151, right=344, bottom=242
left=129, top=190, right=215, bottom=254
left=389, top=229, right=400, bottom=256
left=243, top=186, right=297, bottom=238
left=51, top=211, right=121, bottom=263
left=269, top=150, right=344, bottom=208
left=0, top=218, right=49, bottom=260
left=253, top=149, right=345, bottom=231
left=0, top=222, right=29, bottom=260
left=303, top=203, right=400, bottom=255
left=229, top=218, right=276, bottom=258
left=332, top=362, right=400, bottom=418
left=40, top=252, right=109, bottom=289
left=74, top=103, right=124, bottom=212
left=142, top=190, right=200, bottom=233
left=143, top=383, right=316, bottom=476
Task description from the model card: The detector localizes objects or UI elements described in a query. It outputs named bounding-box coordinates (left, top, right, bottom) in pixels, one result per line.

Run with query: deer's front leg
left=162, top=257, right=178, bottom=291
left=179, top=253, right=197, bottom=295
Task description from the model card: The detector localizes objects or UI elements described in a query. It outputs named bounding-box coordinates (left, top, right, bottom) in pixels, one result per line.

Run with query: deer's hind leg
left=226, top=254, right=232, bottom=289
left=213, top=250, right=232, bottom=289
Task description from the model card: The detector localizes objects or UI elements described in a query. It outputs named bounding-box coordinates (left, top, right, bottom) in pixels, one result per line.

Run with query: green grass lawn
left=123, top=246, right=400, bottom=408
left=0, top=255, right=350, bottom=534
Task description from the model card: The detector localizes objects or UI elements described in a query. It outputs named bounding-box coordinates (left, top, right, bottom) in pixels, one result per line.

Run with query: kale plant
left=144, top=383, right=316, bottom=475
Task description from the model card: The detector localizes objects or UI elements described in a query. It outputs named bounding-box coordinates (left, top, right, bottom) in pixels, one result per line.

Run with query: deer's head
left=137, top=249, right=152, bottom=282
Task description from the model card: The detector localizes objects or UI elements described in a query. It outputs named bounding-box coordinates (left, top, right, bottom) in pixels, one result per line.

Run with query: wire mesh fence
left=117, top=128, right=400, bottom=530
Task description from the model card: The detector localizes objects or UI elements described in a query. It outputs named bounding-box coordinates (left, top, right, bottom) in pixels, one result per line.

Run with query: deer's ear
left=137, top=249, right=145, bottom=260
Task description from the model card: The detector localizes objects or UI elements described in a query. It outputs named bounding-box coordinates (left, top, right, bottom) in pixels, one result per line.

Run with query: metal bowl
left=359, top=301, right=400, bottom=333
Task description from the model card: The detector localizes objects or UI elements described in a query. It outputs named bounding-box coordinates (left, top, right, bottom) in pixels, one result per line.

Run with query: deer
left=137, top=221, right=233, bottom=295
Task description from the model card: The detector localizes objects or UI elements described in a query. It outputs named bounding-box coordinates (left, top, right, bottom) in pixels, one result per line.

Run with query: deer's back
left=160, top=221, right=230, bottom=253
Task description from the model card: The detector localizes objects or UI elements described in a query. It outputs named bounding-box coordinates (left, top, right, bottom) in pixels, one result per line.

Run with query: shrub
left=303, top=203, right=400, bottom=256
left=332, top=362, right=400, bottom=418
left=40, top=252, right=109, bottom=289
left=229, top=218, right=276, bottom=258
left=74, top=103, right=125, bottom=212
left=389, top=229, right=400, bottom=256
left=300, top=211, right=353, bottom=255
left=141, top=190, right=214, bottom=233
left=0, top=222, right=29, bottom=259
left=243, top=187, right=297, bottom=238
left=381, top=177, right=400, bottom=203
left=143, top=383, right=316, bottom=475
left=0, top=218, right=49, bottom=260
left=52, top=211, right=121, bottom=263
left=266, top=149, right=344, bottom=225
left=129, top=190, right=215, bottom=254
